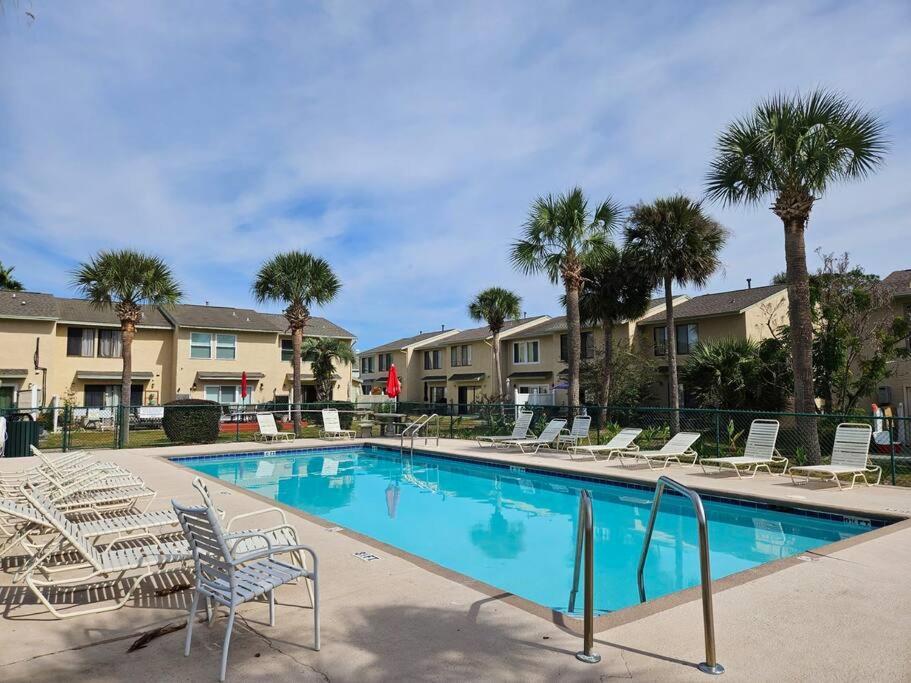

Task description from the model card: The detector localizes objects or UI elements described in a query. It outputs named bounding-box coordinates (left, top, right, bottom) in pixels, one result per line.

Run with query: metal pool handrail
left=568, top=489, right=600, bottom=664
left=400, top=414, right=440, bottom=455
left=637, top=476, right=724, bottom=675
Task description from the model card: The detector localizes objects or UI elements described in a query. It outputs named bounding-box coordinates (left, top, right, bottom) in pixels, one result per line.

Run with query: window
left=360, top=356, right=375, bottom=374
left=653, top=324, right=699, bottom=356
left=67, top=328, right=96, bottom=357
left=191, top=332, right=212, bottom=359
left=378, top=353, right=393, bottom=371
left=450, top=344, right=472, bottom=367
left=205, top=385, right=240, bottom=405
left=513, top=340, right=539, bottom=364
left=559, top=332, right=594, bottom=361
left=429, top=386, right=446, bottom=402
left=424, top=349, right=441, bottom=370
left=281, top=339, right=293, bottom=362
left=216, top=334, right=236, bottom=360
left=97, top=329, right=122, bottom=358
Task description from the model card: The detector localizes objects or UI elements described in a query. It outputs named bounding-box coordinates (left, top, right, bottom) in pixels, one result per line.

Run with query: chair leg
left=219, top=606, right=236, bottom=682
left=269, top=589, right=275, bottom=627
left=312, top=567, right=320, bottom=651
left=207, top=596, right=215, bottom=624
left=185, top=591, right=200, bottom=656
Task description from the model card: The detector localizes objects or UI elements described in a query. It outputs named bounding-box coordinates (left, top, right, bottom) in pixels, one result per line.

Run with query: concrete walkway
left=2, top=439, right=910, bottom=681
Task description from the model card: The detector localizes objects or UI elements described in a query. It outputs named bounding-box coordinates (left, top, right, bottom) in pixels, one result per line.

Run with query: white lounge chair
left=319, top=409, right=355, bottom=440
left=476, top=411, right=534, bottom=447
left=569, top=427, right=642, bottom=462
left=254, top=413, right=294, bottom=442
left=19, top=486, right=191, bottom=619
left=173, top=499, right=319, bottom=682
left=625, top=431, right=701, bottom=470
left=556, top=415, right=592, bottom=450
left=789, top=423, right=880, bottom=490
left=700, top=419, right=786, bottom=478
left=501, top=419, right=567, bottom=454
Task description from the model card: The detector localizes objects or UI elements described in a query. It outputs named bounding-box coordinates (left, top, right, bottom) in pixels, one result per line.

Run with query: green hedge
left=163, top=399, right=221, bottom=444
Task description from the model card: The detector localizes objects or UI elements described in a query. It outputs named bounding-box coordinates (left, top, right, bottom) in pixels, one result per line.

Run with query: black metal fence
left=4, top=401, right=910, bottom=486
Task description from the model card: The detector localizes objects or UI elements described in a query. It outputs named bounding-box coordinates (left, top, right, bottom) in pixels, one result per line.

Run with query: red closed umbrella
left=386, top=364, right=401, bottom=407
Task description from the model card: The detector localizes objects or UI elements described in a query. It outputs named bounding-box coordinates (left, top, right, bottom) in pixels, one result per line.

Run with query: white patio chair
left=556, top=415, right=592, bottom=450
left=254, top=413, right=294, bottom=442
left=173, top=499, right=319, bottom=682
left=476, top=411, right=534, bottom=447
left=700, top=419, right=786, bottom=478
left=569, top=427, right=642, bottom=462
left=501, top=419, right=567, bottom=454
left=0, top=416, right=6, bottom=457
left=789, top=423, right=880, bottom=490
left=320, top=409, right=355, bottom=440
left=625, top=431, right=701, bottom=470
left=18, top=486, right=190, bottom=619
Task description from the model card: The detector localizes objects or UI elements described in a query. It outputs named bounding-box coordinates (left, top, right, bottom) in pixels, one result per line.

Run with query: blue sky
left=1, top=1, right=909, bottom=350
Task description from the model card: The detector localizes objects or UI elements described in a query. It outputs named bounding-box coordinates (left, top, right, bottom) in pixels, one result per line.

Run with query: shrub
left=163, top=399, right=221, bottom=444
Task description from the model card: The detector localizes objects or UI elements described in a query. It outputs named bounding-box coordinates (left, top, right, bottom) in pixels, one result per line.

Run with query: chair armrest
left=234, top=541, right=320, bottom=568
left=227, top=530, right=273, bottom=559
left=226, top=507, right=289, bottom=532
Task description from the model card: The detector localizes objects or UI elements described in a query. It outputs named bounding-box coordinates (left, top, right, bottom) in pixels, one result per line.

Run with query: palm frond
left=468, top=287, right=522, bottom=332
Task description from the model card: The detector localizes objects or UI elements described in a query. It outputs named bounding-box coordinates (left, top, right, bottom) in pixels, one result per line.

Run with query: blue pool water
left=178, top=446, right=878, bottom=613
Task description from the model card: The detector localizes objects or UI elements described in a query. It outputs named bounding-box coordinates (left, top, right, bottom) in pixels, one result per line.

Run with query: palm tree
left=468, top=287, right=522, bottom=398
left=253, top=251, right=340, bottom=434
left=0, top=261, right=23, bottom=291
left=577, top=243, right=653, bottom=407
left=72, top=250, right=182, bottom=442
left=625, top=195, right=727, bottom=432
left=301, top=336, right=356, bottom=401
left=706, top=90, right=886, bottom=464
left=511, top=188, right=621, bottom=407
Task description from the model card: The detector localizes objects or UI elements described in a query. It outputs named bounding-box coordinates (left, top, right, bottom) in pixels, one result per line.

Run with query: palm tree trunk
left=601, top=318, right=614, bottom=424
left=492, top=329, right=503, bottom=398
left=783, top=217, right=821, bottom=464
left=120, top=320, right=135, bottom=445
left=565, top=281, right=582, bottom=410
left=664, top=276, right=680, bottom=434
left=291, top=326, right=303, bottom=436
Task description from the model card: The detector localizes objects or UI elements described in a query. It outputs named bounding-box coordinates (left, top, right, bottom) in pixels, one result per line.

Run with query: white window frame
left=216, top=334, right=237, bottom=360
left=204, top=384, right=240, bottom=405
left=512, top=340, right=540, bottom=365
left=191, top=332, right=213, bottom=359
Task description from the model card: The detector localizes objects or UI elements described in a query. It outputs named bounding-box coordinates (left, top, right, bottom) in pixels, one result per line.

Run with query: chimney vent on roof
left=205, top=301, right=209, bottom=306
left=441, top=324, right=445, bottom=331
left=746, top=278, right=752, bottom=289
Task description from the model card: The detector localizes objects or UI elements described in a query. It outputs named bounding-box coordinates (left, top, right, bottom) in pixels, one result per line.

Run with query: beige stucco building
left=0, top=290, right=354, bottom=410
left=875, top=270, right=911, bottom=416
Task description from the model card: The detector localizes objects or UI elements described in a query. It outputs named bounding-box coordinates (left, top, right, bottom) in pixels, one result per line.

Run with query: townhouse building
left=876, top=269, right=911, bottom=413
left=0, top=290, right=354, bottom=410
left=635, top=284, right=789, bottom=406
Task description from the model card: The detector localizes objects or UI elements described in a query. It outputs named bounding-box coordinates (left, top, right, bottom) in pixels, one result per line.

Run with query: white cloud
left=1, top=0, right=909, bottom=347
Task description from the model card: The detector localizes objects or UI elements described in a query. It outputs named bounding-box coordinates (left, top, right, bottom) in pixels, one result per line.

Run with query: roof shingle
left=0, top=291, right=58, bottom=320
left=638, top=284, right=787, bottom=324
left=56, top=297, right=172, bottom=328
left=439, top=317, right=548, bottom=345
left=359, top=330, right=454, bottom=355
left=883, top=269, right=911, bottom=297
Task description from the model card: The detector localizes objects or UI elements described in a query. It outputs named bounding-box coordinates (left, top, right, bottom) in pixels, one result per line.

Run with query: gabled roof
left=56, top=297, right=172, bottom=328
left=163, top=303, right=278, bottom=332
left=883, top=269, right=911, bottom=297
left=440, top=316, right=548, bottom=345
left=0, top=291, right=59, bottom=320
left=360, top=330, right=455, bottom=355
left=260, top=313, right=355, bottom=339
left=638, top=284, right=787, bottom=324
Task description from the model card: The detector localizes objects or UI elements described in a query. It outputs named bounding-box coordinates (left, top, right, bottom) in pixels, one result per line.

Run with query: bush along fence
left=4, top=401, right=910, bottom=486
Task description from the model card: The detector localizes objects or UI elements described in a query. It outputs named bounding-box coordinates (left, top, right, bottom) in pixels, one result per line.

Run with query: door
left=0, top=387, right=13, bottom=411
left=457, top=386, right=476, bottom=415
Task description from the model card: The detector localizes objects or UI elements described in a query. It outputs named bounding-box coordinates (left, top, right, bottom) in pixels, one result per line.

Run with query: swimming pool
left=176, top=445, right=881, bottom=613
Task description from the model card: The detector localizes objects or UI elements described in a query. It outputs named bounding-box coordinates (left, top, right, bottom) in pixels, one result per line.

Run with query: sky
left=1, top=1, right=909, bottom=350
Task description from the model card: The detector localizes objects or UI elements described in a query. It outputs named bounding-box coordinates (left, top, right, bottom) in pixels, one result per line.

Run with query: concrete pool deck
left=2, top=438, right=910, bottom=681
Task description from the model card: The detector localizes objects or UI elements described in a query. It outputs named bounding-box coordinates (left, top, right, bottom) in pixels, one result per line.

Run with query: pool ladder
left=638, top=476, right=724, bottom=675
left=569, top=477, right=723, bottom=674
left=400, top=414, right=440, bottom=455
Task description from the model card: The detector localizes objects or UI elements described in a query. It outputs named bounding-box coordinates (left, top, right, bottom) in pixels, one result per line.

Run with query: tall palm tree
left=706, top=90, right=886, bottom=464
left=511, top=188, right=621, bottom=407
left=577, top=243, right=653, bottom=407
left=0, top=261, right=23, bottom=291
left=468, top=287, right=522, bottom=398
left=72, top=250, right=182, bottom=442
left=253, top=251, right=340, bottom=434
left=301, top=336, right=356, bottom=401
left=625, top=195, right=727, bottom=432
